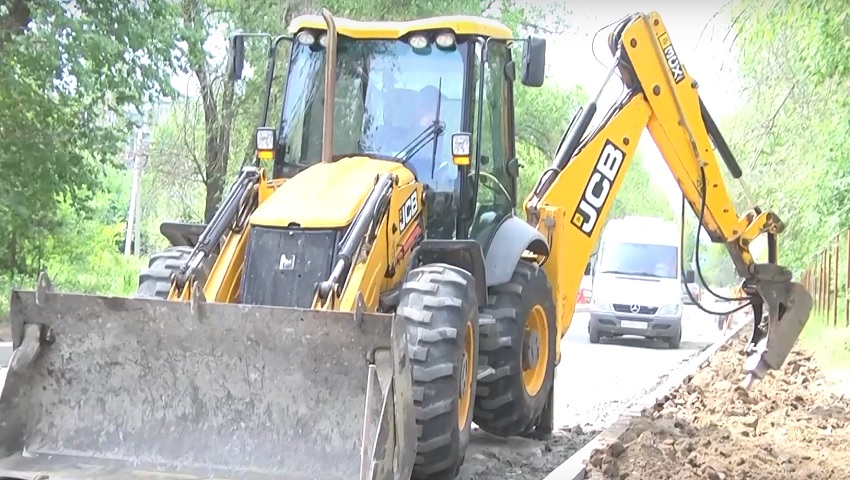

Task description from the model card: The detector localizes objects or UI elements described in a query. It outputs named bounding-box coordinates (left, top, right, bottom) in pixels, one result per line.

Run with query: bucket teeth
left=744, top=281, right=812, bottom=380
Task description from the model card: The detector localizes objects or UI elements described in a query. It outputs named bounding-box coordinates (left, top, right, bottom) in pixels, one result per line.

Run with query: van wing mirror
left=227, top=33, right=246, bottom=81
left=684, top=269, right=695, bottom=284
left=520, top=36, right=546, bottom=87
left=584, top=262, right=591, bottom=276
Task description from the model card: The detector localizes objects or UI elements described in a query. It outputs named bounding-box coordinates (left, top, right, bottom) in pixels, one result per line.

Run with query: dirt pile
left=586, top=328, right=850, bottom=480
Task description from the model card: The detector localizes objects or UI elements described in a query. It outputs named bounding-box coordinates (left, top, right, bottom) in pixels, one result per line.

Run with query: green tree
left=607, top=153, right=674, bottom=222
left=726, top=0, right=850, bottom=272
left=0, top=0, right=178, bottom=281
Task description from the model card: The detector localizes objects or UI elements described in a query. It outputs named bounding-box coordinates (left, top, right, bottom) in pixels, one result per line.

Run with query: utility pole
left=124, top=126, right=148, bottom=257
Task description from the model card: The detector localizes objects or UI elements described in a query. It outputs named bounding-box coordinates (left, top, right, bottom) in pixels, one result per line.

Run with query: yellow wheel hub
left=458, top=321, right=474, bottom=429
left=522, top=305, right=549, bottom=396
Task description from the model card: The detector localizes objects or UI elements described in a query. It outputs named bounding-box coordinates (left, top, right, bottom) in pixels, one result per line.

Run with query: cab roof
left=287, top=14, right=514, bottom=40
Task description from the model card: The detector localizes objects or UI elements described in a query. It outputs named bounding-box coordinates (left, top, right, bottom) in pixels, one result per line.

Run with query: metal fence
left=801, top=230, right=850, bottom=326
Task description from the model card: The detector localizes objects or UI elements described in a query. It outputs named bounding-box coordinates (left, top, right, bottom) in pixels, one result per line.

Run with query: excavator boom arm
left=526, top=11, right=812, bottom=386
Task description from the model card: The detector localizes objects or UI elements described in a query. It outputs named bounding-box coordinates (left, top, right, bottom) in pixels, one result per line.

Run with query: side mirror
left=227, top=33, right=246, bottom=81
left=520, top=36, right=546, bottom=87
left=584, top=262, right=591, bottom=276
left=684, top=270, right=695, bottom=284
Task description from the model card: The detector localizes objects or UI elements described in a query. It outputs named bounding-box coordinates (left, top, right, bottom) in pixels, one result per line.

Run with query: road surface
left=461, top=303, right=725, bottom=479
left=552, top=304, right=722, bottom=430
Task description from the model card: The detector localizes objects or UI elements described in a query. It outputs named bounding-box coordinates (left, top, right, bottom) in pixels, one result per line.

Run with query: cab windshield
left=277, top=36, right=468, bottom=193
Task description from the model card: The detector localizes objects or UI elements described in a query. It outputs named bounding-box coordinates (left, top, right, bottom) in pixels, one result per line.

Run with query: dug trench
left=585, top=327, right=850, bottom=480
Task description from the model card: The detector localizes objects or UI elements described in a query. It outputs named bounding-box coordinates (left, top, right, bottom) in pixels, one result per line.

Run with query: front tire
left=667, top=325, right=682, bottom=349
left=396, top=263, right=480, bottom=480
left=588, top=322, right=601, bottom=344
left=474, top=260, right=557, bottom=437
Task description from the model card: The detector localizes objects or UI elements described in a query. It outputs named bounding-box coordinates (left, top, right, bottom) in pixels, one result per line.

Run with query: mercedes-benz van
left=587, top=216, right=689, bottom=348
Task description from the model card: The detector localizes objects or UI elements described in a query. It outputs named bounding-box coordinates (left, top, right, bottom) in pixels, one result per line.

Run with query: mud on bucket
left=0, top=290, right=416, bottom=480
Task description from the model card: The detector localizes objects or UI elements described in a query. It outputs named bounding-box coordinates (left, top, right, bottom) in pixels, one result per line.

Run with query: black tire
left=137, top=246, right=215, bottom=299
left=667, top=325, right=682, bottom=349
left=474, top=259, right=557, bottom=437
left=588, top=322, right=601, bottom=344
left=396, top=263, right=480, bottom=480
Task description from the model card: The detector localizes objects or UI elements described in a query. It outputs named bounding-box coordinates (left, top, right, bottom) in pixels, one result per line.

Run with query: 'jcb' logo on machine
left=399, top=190, right=419, bottom=233
left=657, top=32, right=685, bottom=84
left=571, top=140, right=625, bottom=237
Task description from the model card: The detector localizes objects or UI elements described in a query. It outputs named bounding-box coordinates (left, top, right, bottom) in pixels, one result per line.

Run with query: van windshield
left=597, top=242, right=679, bottom=279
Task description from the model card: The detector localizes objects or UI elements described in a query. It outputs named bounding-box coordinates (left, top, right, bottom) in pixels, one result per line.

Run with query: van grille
left=613, top=304, right=658, bottom=315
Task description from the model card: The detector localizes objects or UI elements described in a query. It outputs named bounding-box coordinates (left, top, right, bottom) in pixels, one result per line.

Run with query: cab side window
left=470, top=40, right=516, bottom=241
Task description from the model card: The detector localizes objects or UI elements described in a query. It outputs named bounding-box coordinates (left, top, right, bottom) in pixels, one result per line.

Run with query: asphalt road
left=552, top=304, right=723, bottom=430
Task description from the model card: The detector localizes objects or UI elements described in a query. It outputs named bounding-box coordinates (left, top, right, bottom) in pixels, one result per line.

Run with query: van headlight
left=658, top=303, right=682, bottom=316
left=591, top=296, right=612, bottom=312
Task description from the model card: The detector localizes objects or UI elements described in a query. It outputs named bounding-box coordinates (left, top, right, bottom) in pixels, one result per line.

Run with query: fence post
left=821, top=249, right=825, bottom=317
left=817, top=252, right=823, bottom=314
left=823, top=248, right=832, bottom=325
left=834, top=238, right=840, bottom=327
left=846, top=230, right=850, bottom=327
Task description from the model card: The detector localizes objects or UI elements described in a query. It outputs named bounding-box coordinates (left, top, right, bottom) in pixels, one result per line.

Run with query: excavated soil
left=586, top=326, right=850, bottom=480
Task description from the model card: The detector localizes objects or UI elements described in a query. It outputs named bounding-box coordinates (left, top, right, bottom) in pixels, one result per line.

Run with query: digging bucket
left=0, top=283, right=416, bottom=480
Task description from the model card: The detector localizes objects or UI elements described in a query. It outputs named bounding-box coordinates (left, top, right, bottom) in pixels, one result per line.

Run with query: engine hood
left=593, top=274, right=681, bottom=307
left=250, top=156, right=416, bottom=229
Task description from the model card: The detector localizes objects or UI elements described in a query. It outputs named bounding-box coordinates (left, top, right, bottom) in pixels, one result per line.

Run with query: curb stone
left=543, top=311, right=752, bottom=480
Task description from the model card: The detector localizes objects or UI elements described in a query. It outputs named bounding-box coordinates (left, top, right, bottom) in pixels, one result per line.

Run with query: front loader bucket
left=0, top=287, right=416, bottom=480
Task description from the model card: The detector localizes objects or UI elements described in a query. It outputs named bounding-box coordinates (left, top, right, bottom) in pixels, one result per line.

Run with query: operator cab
left=251, top=15, right=546, bottom=242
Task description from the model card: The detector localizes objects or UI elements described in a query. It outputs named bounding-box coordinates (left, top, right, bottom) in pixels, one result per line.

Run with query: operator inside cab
left=274, top=33, right=466, bottom=239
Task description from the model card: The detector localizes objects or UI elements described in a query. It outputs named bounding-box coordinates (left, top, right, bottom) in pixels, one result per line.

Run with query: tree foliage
left=0, top=0, right=178, bottom=285
left=608, top=153, right=674, bottom=223
left=725, top=0, right=850, bottom=273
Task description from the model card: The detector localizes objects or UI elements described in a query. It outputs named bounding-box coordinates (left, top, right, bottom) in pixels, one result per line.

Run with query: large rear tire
left=397, top=263, right=480, bottom=480
left=137, top=246, right=215, bottom=299
left=474, top=259, right=557, bottom=437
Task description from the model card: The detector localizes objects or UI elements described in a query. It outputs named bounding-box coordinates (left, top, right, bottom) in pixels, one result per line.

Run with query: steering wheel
left=468, top=171, right=512, bottom=201
left=466, top=171, right=512, bottom=229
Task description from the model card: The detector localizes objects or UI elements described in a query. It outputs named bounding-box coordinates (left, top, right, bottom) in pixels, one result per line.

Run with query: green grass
left=799, top=313, right=850, bottom=370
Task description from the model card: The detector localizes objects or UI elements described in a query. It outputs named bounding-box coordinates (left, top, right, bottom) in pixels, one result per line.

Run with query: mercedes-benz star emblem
left=629, top=304, right=641, bottom=314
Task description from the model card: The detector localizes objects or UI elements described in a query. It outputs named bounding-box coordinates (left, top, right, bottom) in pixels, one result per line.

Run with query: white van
left=587, top=216, right=689, bottom=348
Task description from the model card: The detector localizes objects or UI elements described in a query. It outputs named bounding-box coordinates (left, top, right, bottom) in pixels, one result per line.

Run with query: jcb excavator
left=0, top=9, right=811, bottom=480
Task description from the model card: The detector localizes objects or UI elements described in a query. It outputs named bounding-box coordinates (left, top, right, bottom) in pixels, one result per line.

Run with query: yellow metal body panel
left=288, top=14, right=513, bottom=39
left=532, top=96, right=651, bottom=364
left=174, top=159, right=422, bottom=312
left=322, top=182, right=424, bottom=313
left=249, top=156, right=415, bottom=229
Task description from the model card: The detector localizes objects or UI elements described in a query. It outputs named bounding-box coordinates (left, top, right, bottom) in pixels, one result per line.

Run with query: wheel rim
left=458, top=321, right=474, bottom=429
left=522, top=305, right=549, bottom=396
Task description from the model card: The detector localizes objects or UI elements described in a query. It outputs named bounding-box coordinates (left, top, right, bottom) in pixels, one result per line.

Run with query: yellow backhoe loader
left=0, top=9, right=811, bottom=480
